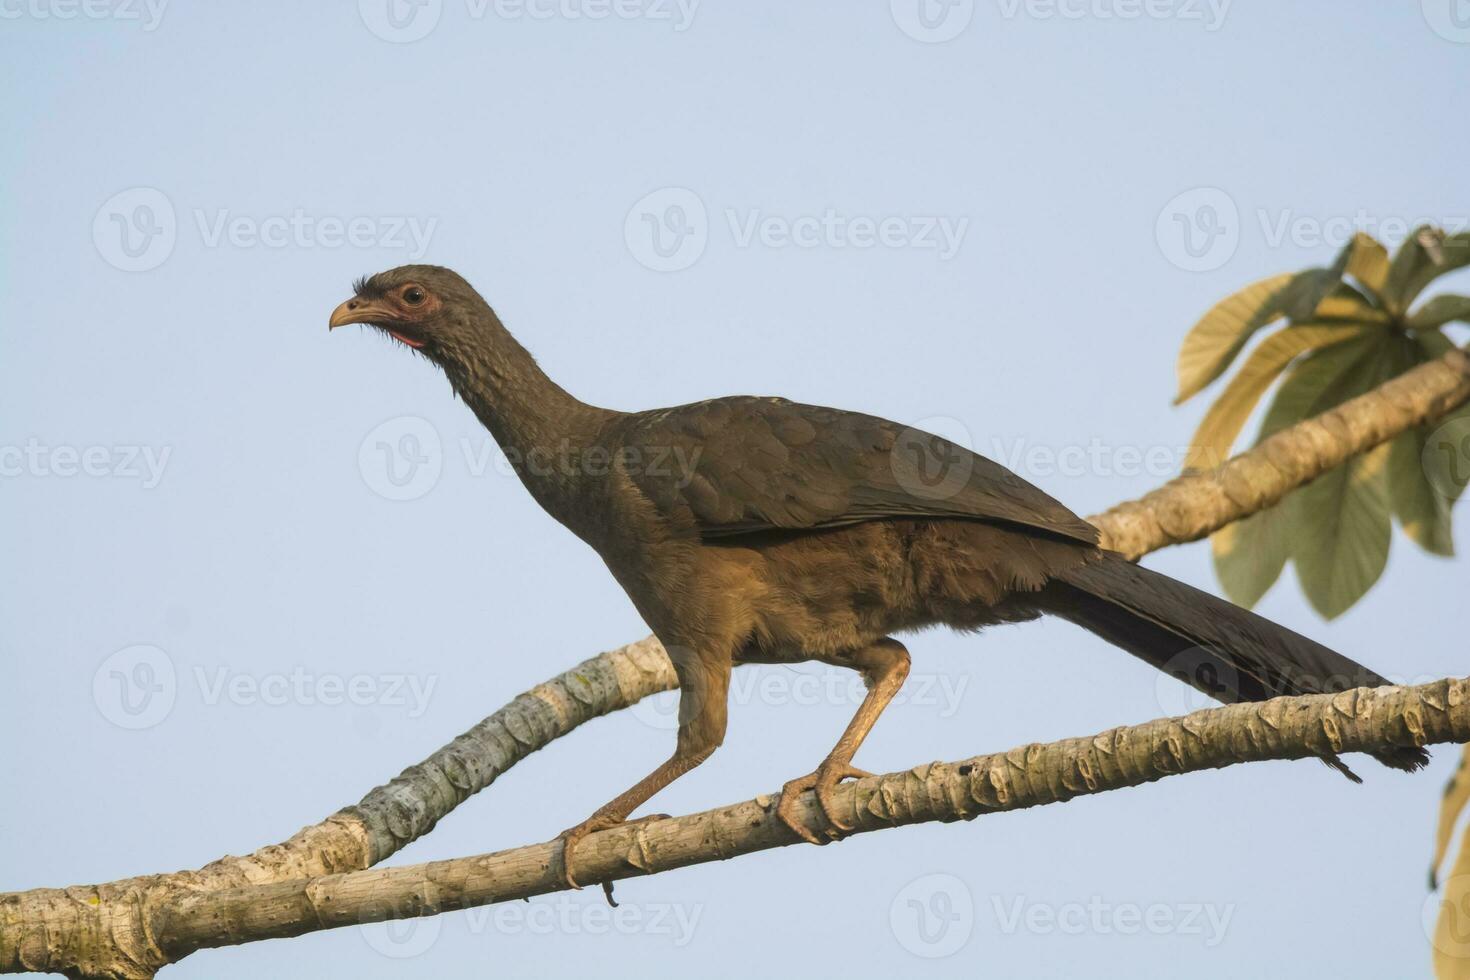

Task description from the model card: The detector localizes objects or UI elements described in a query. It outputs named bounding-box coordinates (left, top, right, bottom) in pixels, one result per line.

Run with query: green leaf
left=1422, top=401, right=1470, bottom=512
left=1185, top=323, right=1371, bottom=469
left=1175, top=273, right=1294, bottom=404
left=1311, top=282, right=1392, bottom=325
left=1256, top=333, right=1386, bottom=438
left=1391, top=425, right=1456, bottom=556
left=1343, top=232, right=1390, bottom=298
left=1212, top=505, right=1291, bottom=608
left=1206, top=337, right=1383, bottom=608
left=1419, top=327, right=1457, bottom=358
left=1279, top=262, right=1351, bottom=322
left=1381, top=335, right=1457, bottom=556
left=1409, top=294, right=1470, bottom=330
left=1385, top=228, right=1470, bottom=314
left=1290, top=442, right=1392, bottom=619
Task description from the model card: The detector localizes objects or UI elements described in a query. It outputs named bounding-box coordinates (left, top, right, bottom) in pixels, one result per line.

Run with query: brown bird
left=331, top=265, right=1426, bottom=892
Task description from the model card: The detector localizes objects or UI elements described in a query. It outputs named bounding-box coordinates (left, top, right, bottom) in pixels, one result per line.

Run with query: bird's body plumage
left=332, top=264, right=1426, bottom=889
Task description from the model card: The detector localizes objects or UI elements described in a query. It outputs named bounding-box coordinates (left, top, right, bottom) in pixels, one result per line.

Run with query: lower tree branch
left=3, top=344, right=1466, bottom=977
left=150, top=677, right=1469, bottom=960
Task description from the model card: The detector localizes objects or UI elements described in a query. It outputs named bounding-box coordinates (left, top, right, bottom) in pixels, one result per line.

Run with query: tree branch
left=143, top=678, right=1470, bottom=962
left=1094, top=345, right=1470, bottom=559
left=4, top=345, right=1467, bottom=978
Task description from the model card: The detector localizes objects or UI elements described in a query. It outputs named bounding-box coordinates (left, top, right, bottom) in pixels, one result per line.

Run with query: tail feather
left=1040, top=553, right=1428, bottom=776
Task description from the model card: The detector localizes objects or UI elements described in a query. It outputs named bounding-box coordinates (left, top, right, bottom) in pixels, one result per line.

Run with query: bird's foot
left=776, top=763, right=874, bottom=845
left=553, top=812, right=671, bottom=904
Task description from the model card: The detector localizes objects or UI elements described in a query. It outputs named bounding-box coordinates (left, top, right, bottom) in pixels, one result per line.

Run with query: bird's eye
left=403, top=286, right=425, bottom=305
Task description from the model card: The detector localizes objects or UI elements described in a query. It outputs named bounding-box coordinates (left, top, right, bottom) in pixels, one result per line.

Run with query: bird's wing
left=617, top=396, right=1099, bottom=545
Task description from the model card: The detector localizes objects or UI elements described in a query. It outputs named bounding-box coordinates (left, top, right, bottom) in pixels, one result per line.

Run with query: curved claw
left=777, top=764, right=875, bottom=843
left=815, top=765, right=874, bottom=833
left=553, top=825, right=593, bottom=891
left=777, top=773, right=827, bottom=845
left=553, top=813, right=673, bottom=896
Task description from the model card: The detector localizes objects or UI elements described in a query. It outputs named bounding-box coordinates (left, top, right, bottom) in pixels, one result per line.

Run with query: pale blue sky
left=3, top=2, right=1469, bottom=977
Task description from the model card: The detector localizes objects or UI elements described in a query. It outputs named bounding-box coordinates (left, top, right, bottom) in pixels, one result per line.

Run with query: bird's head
left=329, top=264, right=490, bottom=360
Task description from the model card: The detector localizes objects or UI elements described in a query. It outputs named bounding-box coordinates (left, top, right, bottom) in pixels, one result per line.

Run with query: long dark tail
left=1038, top=552, right=1428, bottom=778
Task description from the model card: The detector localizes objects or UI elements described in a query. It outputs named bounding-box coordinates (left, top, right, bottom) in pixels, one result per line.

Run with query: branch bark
left=114, top=679, right=1470, bottom=963
left=4, top=345, right=1467, bottom=978
left=1094, top=345, right=1470, bottom=559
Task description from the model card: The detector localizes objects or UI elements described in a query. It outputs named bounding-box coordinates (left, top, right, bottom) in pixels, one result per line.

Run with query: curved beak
left=329, top=297, right=394, bottom=330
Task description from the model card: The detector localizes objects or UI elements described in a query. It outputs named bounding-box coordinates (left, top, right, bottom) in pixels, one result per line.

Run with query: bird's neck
left=440, top=309, right=613, bottom=517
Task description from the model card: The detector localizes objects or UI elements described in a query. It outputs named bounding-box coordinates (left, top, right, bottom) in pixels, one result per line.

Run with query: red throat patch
left=389, top=331, right=425, bottom=349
